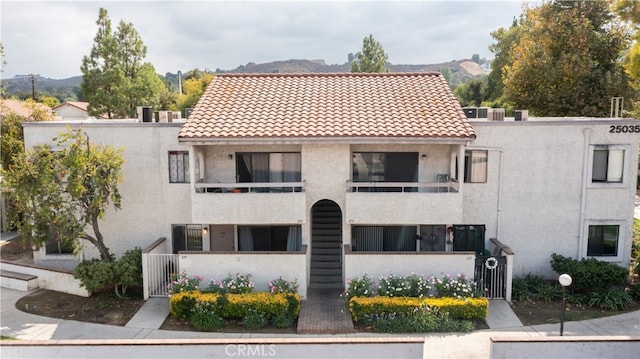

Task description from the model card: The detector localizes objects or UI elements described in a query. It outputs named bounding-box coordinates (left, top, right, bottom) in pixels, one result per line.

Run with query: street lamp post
left=558, top=273, right=572, bottom=336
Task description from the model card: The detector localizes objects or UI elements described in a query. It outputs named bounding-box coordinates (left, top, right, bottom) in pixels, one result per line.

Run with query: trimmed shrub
left=169, top=291, right=219, bottom=319
left=349, top=296, right=488, bottom=322
left=241, top=309, right=269, bottom=329
left=550, top=253, right=628, bottom=293
left=74, top=258, right=114, bottom=293
left=205, top=273, right=254, bottom=294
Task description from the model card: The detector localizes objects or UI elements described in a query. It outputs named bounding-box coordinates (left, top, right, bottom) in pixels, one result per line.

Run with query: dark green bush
left=588, top=289, right=633, bottom=311
left=112, top=247, right=142, bottom=297
left=363, top=307, right=474, bottom=333
left=512, top=273, right=545, bottom=301
left=627, top=284, right=640, bottom=301
left=241, top=309, right=268, bottom=329
left=74, top=258, right=114, bottom=293
left=272, top=313, right=294, bottom=328
left=191, top=310, right=226, bottom=331
left=550, top=253, right=628, bottom=293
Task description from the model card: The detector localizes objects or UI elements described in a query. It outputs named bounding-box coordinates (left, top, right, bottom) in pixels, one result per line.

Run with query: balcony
left=191, top=182, right=307, bottom=224
left=345, top=181, right=463, bottom=224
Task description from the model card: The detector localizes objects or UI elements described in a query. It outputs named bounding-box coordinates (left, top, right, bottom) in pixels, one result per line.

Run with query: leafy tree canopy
left=351, top=34, right=389, bottom=73
left=2, top=128, right=124, bottom=262
left=489, top=0, right=635, bottom=116
left=175, top=70, right=215, bottom=114
left=81, top=8, right=169, bottom=119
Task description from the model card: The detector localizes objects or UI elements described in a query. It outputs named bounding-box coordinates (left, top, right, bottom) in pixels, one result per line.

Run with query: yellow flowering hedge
left=169, top=290, right=301, bottom=321
left=349, top=296, right=488, bottom=322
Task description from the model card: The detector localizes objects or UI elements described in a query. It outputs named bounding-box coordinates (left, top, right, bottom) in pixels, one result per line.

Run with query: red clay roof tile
left=178, top=72, right=475, bottom=141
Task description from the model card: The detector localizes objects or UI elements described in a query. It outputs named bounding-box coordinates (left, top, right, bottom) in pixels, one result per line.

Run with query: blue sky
left=1, top=0, right=524, bottom=79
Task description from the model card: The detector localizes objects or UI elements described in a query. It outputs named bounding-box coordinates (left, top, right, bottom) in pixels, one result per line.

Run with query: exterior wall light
left=202, top=226, right=209, bottom=235
left=228, top=154, right=233, bottom=160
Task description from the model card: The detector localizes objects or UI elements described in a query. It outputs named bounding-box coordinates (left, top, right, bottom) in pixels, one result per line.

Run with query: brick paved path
left=297, top=288, right=355, bottom=334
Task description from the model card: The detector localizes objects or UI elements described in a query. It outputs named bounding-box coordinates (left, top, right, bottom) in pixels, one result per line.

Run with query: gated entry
left=474, top=255, right=507, bottom=299
left=146, top=253, right=179, bottom=297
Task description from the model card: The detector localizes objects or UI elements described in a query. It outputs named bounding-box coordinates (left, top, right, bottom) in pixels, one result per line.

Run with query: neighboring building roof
left=0, top=99, right=52, bottom=119
left=53, top=101, right=89, bottom=112
left=178, top=72, right=476, bottom=142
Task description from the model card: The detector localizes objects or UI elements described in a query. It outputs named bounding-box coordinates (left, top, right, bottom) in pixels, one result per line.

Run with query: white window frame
left=464, top=150, right=488, bottom=183
left=169, top=151, right=190, bottom=183
left=588, top=145, right=628, bottom=188
left=583, top=220, right=625, bottom=262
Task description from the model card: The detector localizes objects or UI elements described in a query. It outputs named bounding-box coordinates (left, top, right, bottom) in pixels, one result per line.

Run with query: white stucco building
left=21, top=73, right=639, bottom=300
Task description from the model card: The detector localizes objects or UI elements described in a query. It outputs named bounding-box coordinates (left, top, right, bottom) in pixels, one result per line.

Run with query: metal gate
left=147, top=254, right=179, bottom=297
left=474, top=255, right=507, bottom=299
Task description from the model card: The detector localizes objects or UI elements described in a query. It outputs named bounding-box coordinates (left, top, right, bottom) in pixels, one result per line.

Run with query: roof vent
left=611, top=97, right=623, bottom=118
left=463, top=107, right=478, bottom=119
left=514, top=110, right=528, bottom=121
left=487, top=108, right=505, bottom=121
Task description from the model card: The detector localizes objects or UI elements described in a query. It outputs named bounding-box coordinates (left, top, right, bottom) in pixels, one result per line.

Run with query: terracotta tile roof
left=178, top=72, right=475, bottom=141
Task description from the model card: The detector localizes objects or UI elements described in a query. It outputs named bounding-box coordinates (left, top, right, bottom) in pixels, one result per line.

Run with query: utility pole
left=29, top=74, right=38, bottom=100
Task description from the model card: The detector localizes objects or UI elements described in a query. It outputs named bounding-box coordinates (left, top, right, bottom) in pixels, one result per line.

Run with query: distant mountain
left=2, top=75, right=82, bottom=101
left=214, top=58, right=489, bottom=88
left=2, top=58, right=489, bottom=99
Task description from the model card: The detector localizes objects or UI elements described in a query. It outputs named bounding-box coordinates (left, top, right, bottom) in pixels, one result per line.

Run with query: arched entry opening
left=309, top=199, right=343, bottom=289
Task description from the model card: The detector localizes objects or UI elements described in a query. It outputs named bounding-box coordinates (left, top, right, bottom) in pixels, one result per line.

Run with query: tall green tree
left=81, top=8, right=168, bottom=118
left=2, top=129, right=124, bottom=262
left=615, top=0, right=640, bottom=116
left=351, top=34, right=389, bottom=73
left=499, top=0, right=631, bottom=116
left=454, top=78, right=487, bottom=107
left=175, top=70, right=215, bottom=114
left=486, top=18, right=522, bottom=106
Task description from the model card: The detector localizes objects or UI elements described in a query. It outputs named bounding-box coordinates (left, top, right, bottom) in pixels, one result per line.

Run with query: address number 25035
left=610, top=125, right=640, bottom=133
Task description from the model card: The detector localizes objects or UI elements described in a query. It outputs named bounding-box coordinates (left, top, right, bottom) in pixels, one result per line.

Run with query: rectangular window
left=351, top=226, right=416, bottom=252
left=587, top=225, right=619, bottom=256
left=172, top=224, right=203, bottom=253
left=452, top=225, right=485, bottom=255
left=238, top=225, right=301, bottom=251
left=44, top=225, right=74, bottom=255
left=236, top=153, right=301, bottom=192
left=352, top=152, right=418, bottom=192
left=464, top=150, right=488, bottom=183
left=592, top=148, right=624, bottom=183
left=169, top=151, right=190, bottom=183
left=419, top=225, right=447, bottom=251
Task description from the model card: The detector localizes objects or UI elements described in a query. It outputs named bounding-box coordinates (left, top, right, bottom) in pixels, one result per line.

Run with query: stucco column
left=457, top=144, right=465, bottom=193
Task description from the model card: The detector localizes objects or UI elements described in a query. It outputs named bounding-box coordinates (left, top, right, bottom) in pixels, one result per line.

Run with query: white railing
left=346, top=181, right=459, bottom=193
left=145, top=254, right=179, bottom=298
left=194, top=181, right=305, bottom=193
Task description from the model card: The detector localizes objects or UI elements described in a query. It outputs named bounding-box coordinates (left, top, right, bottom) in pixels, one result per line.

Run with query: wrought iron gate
left=474, top=255, right=507, bottom=299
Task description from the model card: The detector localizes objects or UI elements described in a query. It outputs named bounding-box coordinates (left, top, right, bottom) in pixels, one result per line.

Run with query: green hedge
left=349, top=296, right=488, bottom=322
left=169, top=290, right=301, bottom=322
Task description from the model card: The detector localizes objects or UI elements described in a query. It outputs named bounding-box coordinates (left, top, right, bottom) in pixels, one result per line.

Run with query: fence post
left=141, top=251, right=149, bottom=300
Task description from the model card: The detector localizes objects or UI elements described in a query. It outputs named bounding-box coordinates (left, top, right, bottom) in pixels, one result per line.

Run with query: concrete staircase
left=309, top=200, right=343, bottom=289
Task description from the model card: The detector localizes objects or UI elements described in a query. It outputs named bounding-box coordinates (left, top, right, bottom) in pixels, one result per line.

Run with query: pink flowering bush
left=431, top=273, right=483, bottom=299
left=167, top=271, right=203, bottom=295
left=267, top=276, right=299, bottom=294
left=205, top=273, right=254, bottom=294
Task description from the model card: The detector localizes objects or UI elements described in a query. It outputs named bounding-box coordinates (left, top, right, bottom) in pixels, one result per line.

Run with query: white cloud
left=1, top=0, right=524, bottom=79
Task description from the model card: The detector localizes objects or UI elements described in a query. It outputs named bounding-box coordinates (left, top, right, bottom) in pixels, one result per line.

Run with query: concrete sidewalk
left=1, top=288, right=639, bottom=358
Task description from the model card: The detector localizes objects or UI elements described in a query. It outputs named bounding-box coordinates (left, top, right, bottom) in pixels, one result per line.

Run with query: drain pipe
left=578, top=128, right=592, bottom=259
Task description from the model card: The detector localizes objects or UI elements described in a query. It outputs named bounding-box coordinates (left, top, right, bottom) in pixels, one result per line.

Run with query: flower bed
left=345, top=273, right=489, bottom=333
left=167, top=272, right=300, bottom=331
